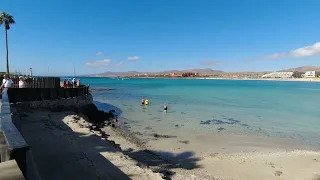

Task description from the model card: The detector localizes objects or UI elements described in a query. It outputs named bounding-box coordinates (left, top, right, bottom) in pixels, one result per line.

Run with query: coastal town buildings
left=302, top=71, right=317, bottom=78
left=262, top=71, right=320, bottom=79
left=169, top=72, right=199, bottom=77
left=262, top=72, right=294, bottom=78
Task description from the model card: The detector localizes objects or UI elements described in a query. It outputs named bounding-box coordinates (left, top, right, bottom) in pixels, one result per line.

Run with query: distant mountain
left=182, top=68, right=224, bottom=74
left=84, top=68, right=224, bottom=77
left=279, top=66, right=320, bottom=72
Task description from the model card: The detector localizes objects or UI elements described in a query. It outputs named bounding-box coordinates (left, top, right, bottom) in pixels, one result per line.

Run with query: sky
left=1, top=0, right=320, bottom=76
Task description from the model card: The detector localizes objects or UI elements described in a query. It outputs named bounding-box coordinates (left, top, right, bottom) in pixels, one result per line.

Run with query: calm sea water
left=79, top=77, right=320, bottom=147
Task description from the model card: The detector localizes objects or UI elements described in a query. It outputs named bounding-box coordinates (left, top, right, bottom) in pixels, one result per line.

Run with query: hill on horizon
left=279, top=66, right=320, bottom=72
left=85, top=68, right=224, bottom=77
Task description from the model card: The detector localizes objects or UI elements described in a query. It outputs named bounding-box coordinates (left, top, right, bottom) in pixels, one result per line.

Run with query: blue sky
left=1, top=0, right=320, bottom=76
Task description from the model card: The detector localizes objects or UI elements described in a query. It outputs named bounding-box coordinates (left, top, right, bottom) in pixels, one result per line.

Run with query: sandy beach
left=9, top=103, right=320, bottom=180
left=126, top=127, right=320, bottom=180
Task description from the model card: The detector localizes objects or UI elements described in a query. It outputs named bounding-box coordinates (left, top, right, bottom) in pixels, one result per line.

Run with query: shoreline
left=12, top=102, right=320, bottom=179
left=83, top=76, right=320, bottom=82
left=196, top=77, right=320, bottom=82
left=104, top=116, right=320, bottom=180
left=113, top=121, right=320, bottom=180
left=100, top=106, right=320, bottom=179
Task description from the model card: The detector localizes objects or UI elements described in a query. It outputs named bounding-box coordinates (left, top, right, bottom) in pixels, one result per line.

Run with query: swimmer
left=141, top=98, right=145, bottom=105
left=145, top=98, right=149, bottom=105
left=164, top=104, right=168, bottom=112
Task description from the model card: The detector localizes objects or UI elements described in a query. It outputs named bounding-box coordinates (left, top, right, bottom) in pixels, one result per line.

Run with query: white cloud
left=291, top=42, right=320, bottom=57
left=127, top=56, right=140, bottom=61
left=246, top=52, right=286, bottom=62
left=96, top=52, right=103, bottom=56
left=245, top=41, right=320, bottom=62
left=115, top=62, right=123, bottom=67
left=85, top=59, right=111, bottom=67
left=259, top=52, right=287, bottom=59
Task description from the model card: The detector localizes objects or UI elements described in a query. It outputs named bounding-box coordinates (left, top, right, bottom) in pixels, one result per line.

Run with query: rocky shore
left=70, top=104, right=212, bottom=179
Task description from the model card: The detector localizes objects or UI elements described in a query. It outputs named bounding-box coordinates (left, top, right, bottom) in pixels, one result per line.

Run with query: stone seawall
left=11, top=94, right=93, bottom=110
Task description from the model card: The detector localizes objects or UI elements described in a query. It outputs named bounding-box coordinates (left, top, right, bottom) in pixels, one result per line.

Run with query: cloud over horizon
left=115, top=62, right=123, bottom=67
left=290, top=42, right=320, bottom=57
left=260, top=52, right=287, bottom=59
left=247, top=41, right=320, bottom=62
left=127, top=56, right=140, bottom=61
left=246, top=52, right=287, bottom=62
left=96, top=52, right=103, bottom=56
left=85, top=59, right=111, bottom=67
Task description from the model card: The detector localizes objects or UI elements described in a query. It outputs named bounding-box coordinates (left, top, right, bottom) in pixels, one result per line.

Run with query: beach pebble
left=274, top=171, right=282, bottom=176
left=217, top=127, right=226, bottom=131
left=178, top=140, right=189, bottom=144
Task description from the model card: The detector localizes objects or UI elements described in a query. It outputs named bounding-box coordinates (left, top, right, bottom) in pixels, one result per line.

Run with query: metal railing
left=7, top=86, right=90, bottom=103
left=1, top=77, right=61, bottom=89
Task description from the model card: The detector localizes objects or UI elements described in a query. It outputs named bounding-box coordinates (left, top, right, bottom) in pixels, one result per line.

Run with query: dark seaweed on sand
left=200, top=116, right=251, bottom=128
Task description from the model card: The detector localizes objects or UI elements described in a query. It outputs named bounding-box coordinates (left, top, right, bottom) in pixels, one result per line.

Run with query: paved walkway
left=0, top=160, right=24, bottom=180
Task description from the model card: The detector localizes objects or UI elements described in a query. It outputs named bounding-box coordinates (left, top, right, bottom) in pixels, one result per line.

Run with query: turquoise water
left=80, top=78, right=320, bottom=147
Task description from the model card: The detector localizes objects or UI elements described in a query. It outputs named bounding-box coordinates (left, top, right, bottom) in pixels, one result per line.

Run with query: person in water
left=145, top=98, right=149, bottom=105
left=164, top=104, right=168, bottom=112
left=141, top=98, right=145, bottom=105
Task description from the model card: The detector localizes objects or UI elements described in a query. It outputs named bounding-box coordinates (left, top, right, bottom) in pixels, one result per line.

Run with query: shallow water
left=80, top=78, right=320, bottom=148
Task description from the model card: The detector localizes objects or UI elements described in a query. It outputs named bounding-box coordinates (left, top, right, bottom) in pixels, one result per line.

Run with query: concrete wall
left=11, top=94, right=93, bottom=110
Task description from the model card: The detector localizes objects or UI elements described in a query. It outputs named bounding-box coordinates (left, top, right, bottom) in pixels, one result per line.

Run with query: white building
left=262, top=72, right=293, bottom=78
left=302, top=71, right=316, bottom=78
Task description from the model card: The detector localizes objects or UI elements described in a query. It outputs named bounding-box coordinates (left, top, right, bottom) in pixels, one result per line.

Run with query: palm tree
left=0, top=12, right=15, bottom=75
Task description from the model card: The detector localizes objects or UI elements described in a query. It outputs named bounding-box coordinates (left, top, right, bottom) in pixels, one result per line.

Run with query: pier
left=0, top=77, right=91, bottom=180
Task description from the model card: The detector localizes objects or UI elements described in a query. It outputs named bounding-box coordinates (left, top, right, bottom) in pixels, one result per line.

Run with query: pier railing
left=5, top=77, right=61, bottom=88
left=7, top=86, right=90, bottom=103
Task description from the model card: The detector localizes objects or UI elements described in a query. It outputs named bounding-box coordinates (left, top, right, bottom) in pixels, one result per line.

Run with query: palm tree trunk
left=5, top=28, right=9, bottom=75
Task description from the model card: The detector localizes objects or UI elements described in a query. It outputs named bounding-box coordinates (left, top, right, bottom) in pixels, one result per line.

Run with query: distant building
left=182, top=72, right=199, bottom=77
left=302, top=71, right=316, bottom=78
left=169, top=73, right=182, bottom=77
left=169, top=72, right=200, bottom=77
left=262, top=72, right=293, bottom=78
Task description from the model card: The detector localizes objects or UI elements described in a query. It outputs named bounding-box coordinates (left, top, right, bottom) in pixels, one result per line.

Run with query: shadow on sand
left=12, top=102, right=201, bottom=180
left=90, top=102, right=201, bottom=178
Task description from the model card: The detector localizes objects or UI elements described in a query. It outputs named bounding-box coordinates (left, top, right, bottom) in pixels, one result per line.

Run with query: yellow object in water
left=145, top=100, right=149, bottom=105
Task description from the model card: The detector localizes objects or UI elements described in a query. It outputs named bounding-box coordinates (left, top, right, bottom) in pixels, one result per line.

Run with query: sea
left=79, top=77, right=320, bottom=148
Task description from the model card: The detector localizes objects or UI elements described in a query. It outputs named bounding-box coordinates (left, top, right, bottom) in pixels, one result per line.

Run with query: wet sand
left=144, top=131, right=320, bottom=180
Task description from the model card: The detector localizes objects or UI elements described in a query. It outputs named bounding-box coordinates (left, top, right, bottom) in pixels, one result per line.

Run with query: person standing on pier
left=0, top=74, right=13, bottom=89
left=18, top=76, right=26, bottom=88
